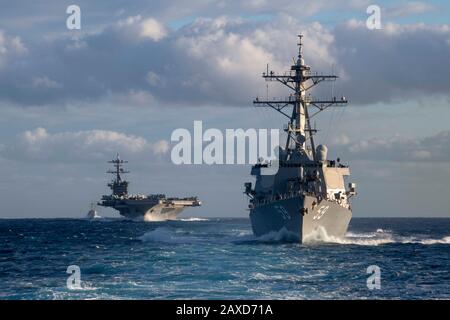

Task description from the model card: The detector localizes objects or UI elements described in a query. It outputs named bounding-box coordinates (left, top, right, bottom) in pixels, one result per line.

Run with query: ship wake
left=179, top=217, right=209, bottom=222
left=303, top=226, right=450, bottom=246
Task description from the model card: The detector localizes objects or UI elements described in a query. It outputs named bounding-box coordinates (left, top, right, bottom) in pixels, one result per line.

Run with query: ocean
left=0, top=217, right=449, bottom=300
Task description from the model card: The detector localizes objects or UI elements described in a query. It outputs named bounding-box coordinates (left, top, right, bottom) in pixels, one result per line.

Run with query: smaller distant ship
left=86, top=203, right=101, bottom=219
left=98, top=154, right=201, bottom=221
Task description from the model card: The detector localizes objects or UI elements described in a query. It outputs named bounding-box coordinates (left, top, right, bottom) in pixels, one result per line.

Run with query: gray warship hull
left=245, top=35, right=356, bottom=243
left=107, top=200, right=187, bottom=221
left=250, top=195, right=352, bottom=242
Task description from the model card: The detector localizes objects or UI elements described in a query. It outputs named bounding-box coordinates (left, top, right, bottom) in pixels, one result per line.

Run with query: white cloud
left=388, top=1, right=436, bottom=18
left=0, top=30, right=26, bottom=54
left=152, top=139, right=170, bottom=155
left=32, top=76, right=62, bottom=89
left=0, top=29, right=27, bottom=68
left=241, top=0, right=369, bottom=17
left=3, top=128, right=169, bottom=162
left=117, top=15, right=168, bottom=41
left=412, top=150, right=432, bottom=160
left=330, top=133, right=350, bottom=146
left=1, top=14, right=450, bottom=107
left=333, top=21, right=450, bottom=104
left=139, top=18, right=168, bottom=41
left=176, top=19, right=276, bottom=88
left=338, top=130, right=450, bottom=162
left=118, top=14, right=143, bottom=27
left=145, top=71, right=164, bottom=87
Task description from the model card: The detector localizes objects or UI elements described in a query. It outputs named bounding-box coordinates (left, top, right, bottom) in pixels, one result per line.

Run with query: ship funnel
left=316, top=145, right=328, bottom=163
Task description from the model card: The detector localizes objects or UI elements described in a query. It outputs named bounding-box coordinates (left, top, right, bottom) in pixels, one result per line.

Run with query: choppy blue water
left=0, top=217, right=449, bottom=299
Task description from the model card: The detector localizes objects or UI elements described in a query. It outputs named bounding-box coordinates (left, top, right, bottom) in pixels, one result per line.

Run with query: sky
left=0, top=0, right=450, bottom=218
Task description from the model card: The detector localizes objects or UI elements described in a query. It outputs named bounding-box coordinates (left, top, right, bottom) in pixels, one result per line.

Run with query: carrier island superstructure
left=99, top=154, right=201, bottom=221
left=244, top=35, right=356, bottom=242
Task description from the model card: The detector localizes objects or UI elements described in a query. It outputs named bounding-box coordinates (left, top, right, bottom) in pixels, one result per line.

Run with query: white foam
left=234, top=230, right=252, bottom=237
left=139, top=227, right=185, bottom=243
left=256, top=228, right=300, bottom=242
left=303, top=226, right=450, bottom=246
left=402, top=236, right=450, bottom=245
left=346, top=231, right=387, bottom=238
left=303, top=226, right=390, bottom=245
left=230, top=228, right=299, bottom=244
left=179, top=217, right=209, bottom=222
left=250, top=272, right=285, bottom=281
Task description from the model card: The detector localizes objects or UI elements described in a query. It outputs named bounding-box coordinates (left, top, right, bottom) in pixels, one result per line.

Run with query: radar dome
left=316, top=145, right=328, bottom=162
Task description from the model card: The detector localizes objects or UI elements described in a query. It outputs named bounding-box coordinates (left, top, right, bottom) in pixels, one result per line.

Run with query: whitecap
left=401, top=236, right=450, bottom=245
left=303, top=226, right=395, bottom=245
left=179, top=217, right=209, bottom=222
left=256, top=228, right=300, bottom=242
left=139, top=227, right=197, bottom=244
left=303, top=226, right=450, bottom=246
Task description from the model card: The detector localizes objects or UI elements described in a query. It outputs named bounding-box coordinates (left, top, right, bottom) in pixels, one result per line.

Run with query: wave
left=256, top=228, right=300, bottom=242
left=179, top=217, right=209, bottom=222
left=139, top=225, right=450, bottom=246
left=304, top=227, right=395, bottom=246
left=406, top=236, right=450, bottom=245
left=233, top=228, right=300, bottom=244
left=303, top=226, right=450, bottom=246
left=139, top=227, right=198, bottom=244
left=139, top=227, right=183, bottom=243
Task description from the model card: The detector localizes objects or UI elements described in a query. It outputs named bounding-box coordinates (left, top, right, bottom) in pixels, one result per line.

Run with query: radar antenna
left=107, top=153, right=129, bottom=196
left=253, top=34, right=348, bottom=161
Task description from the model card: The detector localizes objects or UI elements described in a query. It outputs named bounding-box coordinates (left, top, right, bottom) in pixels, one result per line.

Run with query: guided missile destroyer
left=244, top=35, right=356, bottom=242
left=99, top=154, right=201, bottom=221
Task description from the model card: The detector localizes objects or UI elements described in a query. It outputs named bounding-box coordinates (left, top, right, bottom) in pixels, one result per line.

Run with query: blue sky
left=0, top=0, right=450, bottom=218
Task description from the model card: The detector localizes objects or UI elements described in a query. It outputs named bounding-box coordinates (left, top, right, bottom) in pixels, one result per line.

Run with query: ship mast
left=107, top=153, right=129, bottom=183
left=253, top=34, right=348, bottom=160
left=107, top=153, right=129, bottom=196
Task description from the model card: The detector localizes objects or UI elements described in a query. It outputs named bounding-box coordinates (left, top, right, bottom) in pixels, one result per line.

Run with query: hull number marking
left=313, top=205, right=329, bottom=220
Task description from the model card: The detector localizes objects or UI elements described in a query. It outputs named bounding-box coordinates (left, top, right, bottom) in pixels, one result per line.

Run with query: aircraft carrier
left=98, top=154, right=201, bottom=221
left=244, top=35, right=357, bottom=242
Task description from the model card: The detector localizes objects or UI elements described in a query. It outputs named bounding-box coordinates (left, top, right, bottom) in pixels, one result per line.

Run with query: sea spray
left=303, top=226, right=450, bottom=246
